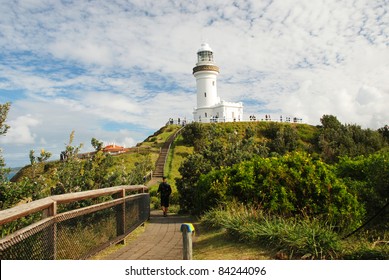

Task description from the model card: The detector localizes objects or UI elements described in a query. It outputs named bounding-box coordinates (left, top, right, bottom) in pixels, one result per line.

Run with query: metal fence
left=0, top=185, right=150, bottom=260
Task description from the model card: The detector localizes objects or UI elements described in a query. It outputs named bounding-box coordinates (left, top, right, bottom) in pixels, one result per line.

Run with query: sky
left=0, top=0, right=388, bottom=167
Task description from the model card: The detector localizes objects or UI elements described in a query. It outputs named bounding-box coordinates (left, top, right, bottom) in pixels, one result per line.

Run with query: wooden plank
left=0, top=198, right=54, bottom=226
left=51, top=185, right=147, bottom=204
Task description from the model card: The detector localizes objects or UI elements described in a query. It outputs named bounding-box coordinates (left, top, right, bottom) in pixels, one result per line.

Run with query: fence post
left=42, top=201, right=57, bottom=259
left=180, top=223, right=195, bottom=260
left=115, top=189, right=126, bottom=245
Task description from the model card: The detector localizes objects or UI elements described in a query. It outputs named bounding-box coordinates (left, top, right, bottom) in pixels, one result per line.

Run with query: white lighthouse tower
left=193, top=43, right=243, bottom=123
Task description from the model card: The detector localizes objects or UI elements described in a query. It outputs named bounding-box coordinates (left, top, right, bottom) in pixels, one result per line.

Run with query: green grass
left=341, top=229, right=389, bottom=260
left=90, top=225, right=146, bottom=260
left=110, top=153, right=150, bottom=171
left=200, top=203, right=389, bottom=260
left=201, top=203, right=342, bottom=259
left=139, top=125, right=182, bottom=148
left=165, top=134, right=194, bottom=188
left=193, top=224, right=273, bottom=260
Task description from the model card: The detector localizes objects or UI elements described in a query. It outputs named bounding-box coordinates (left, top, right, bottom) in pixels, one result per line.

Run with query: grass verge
left=201, top=203, right=341, bottom=259
left=193, top=223, right=274, bottom=260
left=200, top=203, right=389, bottom=260
left=89, top=224, right=146, bottom=260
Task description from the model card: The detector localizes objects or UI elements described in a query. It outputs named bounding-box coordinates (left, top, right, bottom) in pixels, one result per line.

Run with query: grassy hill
left=9, top=120, right=319, bottom=212
left=168, top=120, right=388, bottom=260
left=5, top=119, right=389, bottom=259
left=11, top=124, right=183, bottom=183
left=10, top=117, right=387, bottom=204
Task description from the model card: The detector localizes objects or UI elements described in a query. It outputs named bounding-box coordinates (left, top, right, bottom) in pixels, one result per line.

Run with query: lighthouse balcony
left=193, top=65, right=220, bottom=74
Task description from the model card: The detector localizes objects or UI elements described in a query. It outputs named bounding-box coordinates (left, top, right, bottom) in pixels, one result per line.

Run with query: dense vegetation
left=175, top=117, right=388, bottom=259
left=1, top=132, right=154, bottom=210
left=1, top=101, right=388, bottom=258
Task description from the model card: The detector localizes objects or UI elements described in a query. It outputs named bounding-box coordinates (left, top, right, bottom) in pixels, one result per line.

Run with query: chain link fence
left=0, top=186, right=150, bottom=260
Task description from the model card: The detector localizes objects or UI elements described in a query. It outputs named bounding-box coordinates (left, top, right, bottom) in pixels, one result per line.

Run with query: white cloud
left=1, top=0, right=388, bottom=166
left=0, top=114, right=41, bottom=144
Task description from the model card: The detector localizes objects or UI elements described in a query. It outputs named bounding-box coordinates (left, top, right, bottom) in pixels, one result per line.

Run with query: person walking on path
left=158, top=176, right=172, bottom=217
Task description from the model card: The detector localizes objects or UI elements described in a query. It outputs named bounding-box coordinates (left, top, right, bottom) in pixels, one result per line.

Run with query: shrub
left=336, top=151, right=389, bottom=222
left=201, top=204, right=341, bottom=259
left=196, top=152, right=364, bottom=232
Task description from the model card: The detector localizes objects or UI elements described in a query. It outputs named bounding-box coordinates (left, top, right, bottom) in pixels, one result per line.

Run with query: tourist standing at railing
left=157, top=176, right=172, bottom=217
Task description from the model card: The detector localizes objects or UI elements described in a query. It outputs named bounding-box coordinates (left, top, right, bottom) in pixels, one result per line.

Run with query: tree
left=378, top=125, right=389, bottom=143
left=0, top=102, right=11, bottom=182
left=29, top=149, right=52, bottom=178
left=0, top=103, right=42, bottom=210
left=272, top=125, right=299, bottom=154
left=176, top=154, right=212, bottom=213
left=318, top=115, right=386, bottom=162
left=51, top=131, right=84, bottom=194
left=0, top=102, right=10, bottom=136
left=336, top=151, right=389, bottom=221
left=91, top=138, right=103, bottom=151
left=318, top=115, right=344, bottom=162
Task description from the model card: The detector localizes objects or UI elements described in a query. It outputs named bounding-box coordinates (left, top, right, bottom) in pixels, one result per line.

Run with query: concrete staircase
left=152, top=127, right=183, bottom=178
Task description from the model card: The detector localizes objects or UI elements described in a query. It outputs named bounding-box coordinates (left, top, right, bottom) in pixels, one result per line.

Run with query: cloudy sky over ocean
left=1, top=0, right=388, bottom=167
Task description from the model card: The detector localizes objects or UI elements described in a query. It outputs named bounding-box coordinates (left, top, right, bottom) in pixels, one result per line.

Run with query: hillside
left=7, top=120, right=321, bottom=211
left=170, top=120, right=388, bottom=260
left=11, top=124, right=183, bottom=184
left=11, top=117, right=386, bottom=194
left=3, top=118, right=388, bottom=259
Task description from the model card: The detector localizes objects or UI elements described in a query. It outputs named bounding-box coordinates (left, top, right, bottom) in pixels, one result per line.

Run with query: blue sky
left=1, top=0, right=388, bottom=167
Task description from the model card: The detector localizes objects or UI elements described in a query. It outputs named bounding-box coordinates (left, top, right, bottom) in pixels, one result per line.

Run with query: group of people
left=167, top=117, right=187, bottom=126
left=247, top=114, right=303, bottom=123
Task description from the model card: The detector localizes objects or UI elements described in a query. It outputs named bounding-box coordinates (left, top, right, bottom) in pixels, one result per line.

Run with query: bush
left=196, top=152, right=364, bottom=232
left=336, top=151, right=389, bottom=222
left=201, top=204, right=341, bottom=259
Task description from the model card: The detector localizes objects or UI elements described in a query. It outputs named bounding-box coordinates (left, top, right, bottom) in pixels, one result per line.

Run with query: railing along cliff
left=0, top=185, right=150, bottom=260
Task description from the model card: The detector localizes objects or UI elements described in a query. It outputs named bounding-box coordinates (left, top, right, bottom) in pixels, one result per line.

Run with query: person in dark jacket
left=157, top=176, right=172, bottom=217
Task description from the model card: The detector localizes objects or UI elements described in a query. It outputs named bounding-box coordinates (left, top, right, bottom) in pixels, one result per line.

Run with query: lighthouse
left=193, top=43, right=243, bottom=123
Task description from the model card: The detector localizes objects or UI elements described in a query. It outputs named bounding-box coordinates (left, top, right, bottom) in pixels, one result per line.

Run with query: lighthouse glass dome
left=198, top=51, right=213, bottom=63
left=197, top=43, right=214, bottom=63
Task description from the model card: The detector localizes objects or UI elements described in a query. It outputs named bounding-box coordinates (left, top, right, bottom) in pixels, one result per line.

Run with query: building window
left=204, top=92, right=206, bottom=97
left=205, top=112, right=208, bottom=117
left=212, top=81, right=215, bottom=86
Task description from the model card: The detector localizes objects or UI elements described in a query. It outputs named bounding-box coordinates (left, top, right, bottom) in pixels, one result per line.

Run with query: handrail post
left=115, top=189, right=126, bottom=245
left=42, top=201, right=57, bottom=260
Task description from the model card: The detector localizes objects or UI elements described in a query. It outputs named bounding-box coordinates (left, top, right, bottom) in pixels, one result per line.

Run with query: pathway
left=102, top=210, right=195, bottom=260
left=153, top=127, right=183, bottom=178
left=103, top=127, right=189, bottom=260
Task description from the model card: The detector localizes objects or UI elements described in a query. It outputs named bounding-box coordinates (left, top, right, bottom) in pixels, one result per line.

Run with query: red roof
left=103, top=144, right=125, bottom=153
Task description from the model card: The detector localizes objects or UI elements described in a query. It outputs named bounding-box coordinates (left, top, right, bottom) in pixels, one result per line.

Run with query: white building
left=192, top=43, right=243, bottom=123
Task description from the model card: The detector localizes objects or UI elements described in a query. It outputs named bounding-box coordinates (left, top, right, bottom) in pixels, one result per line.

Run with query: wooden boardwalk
left=103, top=127, right=188, bottom=260
left=102, top=210, right=194, bottom=260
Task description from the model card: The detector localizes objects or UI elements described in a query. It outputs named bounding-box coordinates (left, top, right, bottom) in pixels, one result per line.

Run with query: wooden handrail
left=0, top=185, right=148, bottom=226
left=0, top=197, right=54, bottom=226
